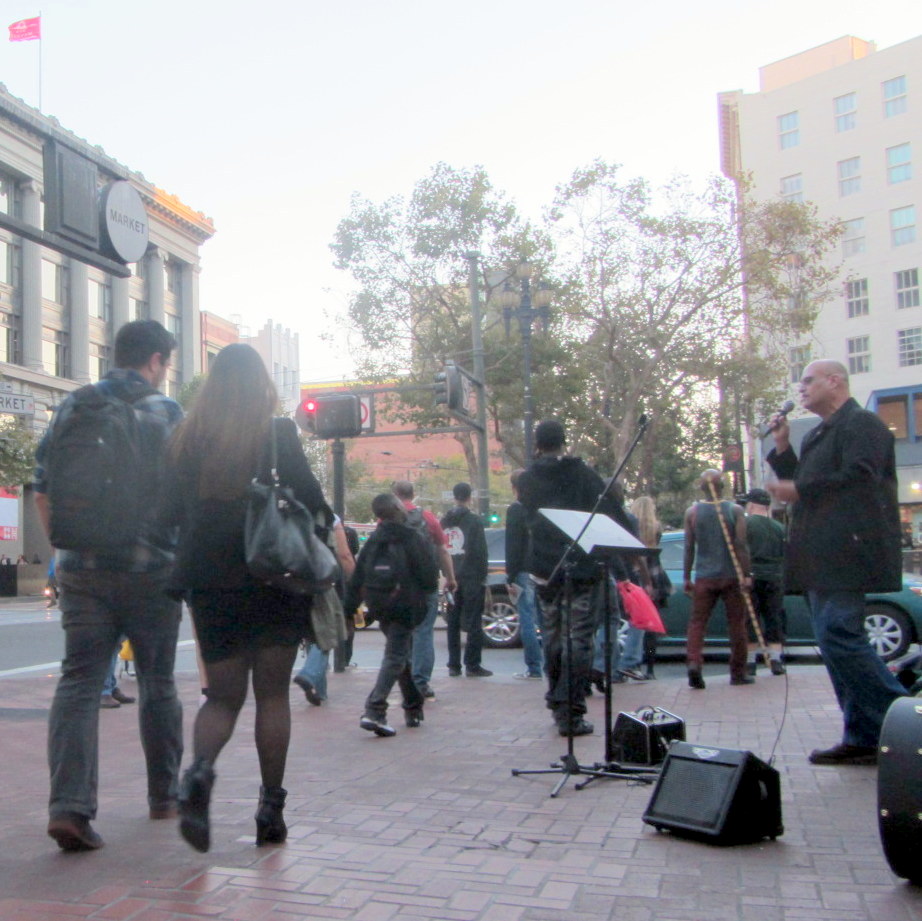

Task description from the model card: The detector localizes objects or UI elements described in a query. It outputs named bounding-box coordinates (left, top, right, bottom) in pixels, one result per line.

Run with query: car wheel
left=482, top=587, right=521, bottom=649
left=863, top=604, right=911, bottom=661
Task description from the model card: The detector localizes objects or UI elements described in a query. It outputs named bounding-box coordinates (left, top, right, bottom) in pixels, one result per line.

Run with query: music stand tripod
left=511, top=509, right=660, bottom=796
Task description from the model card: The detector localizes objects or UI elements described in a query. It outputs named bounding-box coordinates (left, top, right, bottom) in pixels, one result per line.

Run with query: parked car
left=658, top=530, right=922, bottom=661
left=482, top=528, right=520, bottom=648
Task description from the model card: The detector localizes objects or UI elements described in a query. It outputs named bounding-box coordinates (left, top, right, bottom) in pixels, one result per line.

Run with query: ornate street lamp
left=501, top=260, right=553, bottom=460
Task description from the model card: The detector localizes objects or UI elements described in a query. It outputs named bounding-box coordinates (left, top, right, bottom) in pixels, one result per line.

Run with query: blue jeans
left=48, top=569, right=183, bottom=819
left=515, top=574, right=543, bottom=676
left=411, top=591, right=440, bottom=689
left=365, top=619, right=424, bottom=718
left=592, top=614, right=623, bottom=676
left=807, top=590, right=906, bottom=748
left=102, top=647, right=119, bottom=696
left=619, top=623, right=645, bottom=670
left=296, top=644, right=329, bottom=699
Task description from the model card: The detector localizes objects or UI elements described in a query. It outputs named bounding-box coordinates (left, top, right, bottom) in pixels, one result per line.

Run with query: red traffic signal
left=295, top=394, right=363, bottom=438
left=296, top=397, right=318, bottom=433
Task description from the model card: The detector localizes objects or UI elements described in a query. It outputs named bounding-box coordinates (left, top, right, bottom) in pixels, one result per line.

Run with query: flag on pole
left=8, top=16, right=41, bottom=42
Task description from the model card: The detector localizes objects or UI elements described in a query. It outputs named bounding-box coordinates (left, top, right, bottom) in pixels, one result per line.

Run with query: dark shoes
left=746, top=662, right=758, bottom=677
left=770, top=660, right=787, bottom=676
left=465, top=666, right=493, bottom=677
left=417, top=683, right=435, bottom=699
left=111, top=686, right=136, bottom=704
left=404, top=708, right=424, bottom=728
left=47, top=812, right=104, bottom=852
left=731, top=676, right=756, bottom=686
left=99, top=694, right=121, bottom=709
left=558, top=719, right=594, bottom=737
left=447, top=666, right=462, bottom=677
left=255, top=785, right=287, bottom=846
left=360, top=715, right=397, bottom=737
left=179, top=758, right=216, bottom=853
left=808, top=743, right=877, bottom=766
left=293, top=675, right=322, bottom=706
left=688, top=670, right=706, bottom=690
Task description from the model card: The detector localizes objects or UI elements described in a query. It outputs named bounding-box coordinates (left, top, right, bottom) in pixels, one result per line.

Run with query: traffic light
left=489, top=512, right=501, bottom=525
left=296, top=393, right=363, bottom=438
left=295, top=396, right=318, bottom=433
left=433, top=362, right=464, bottom=412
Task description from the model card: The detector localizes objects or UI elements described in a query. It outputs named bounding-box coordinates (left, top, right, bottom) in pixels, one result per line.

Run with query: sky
left=2, top=0, right=920, bottom=380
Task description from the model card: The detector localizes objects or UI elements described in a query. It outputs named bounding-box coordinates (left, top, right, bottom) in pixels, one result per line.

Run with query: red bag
left=617, top=581, right=666, bottom=634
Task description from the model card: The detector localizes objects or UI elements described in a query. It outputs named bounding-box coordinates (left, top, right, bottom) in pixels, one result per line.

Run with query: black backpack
left=362, top=534, right=415, bottom=616
left=46, top=383, right=156, bottom=551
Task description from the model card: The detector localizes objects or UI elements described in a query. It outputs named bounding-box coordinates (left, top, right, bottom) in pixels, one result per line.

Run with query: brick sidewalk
left=1, top=662, right=920, bottom=921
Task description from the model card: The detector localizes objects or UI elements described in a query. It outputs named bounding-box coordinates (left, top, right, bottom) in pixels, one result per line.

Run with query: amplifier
left=611, top=706, right=685, bottom=766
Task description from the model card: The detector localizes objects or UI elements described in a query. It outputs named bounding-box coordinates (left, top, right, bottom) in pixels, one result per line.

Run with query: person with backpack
left=440, top=482, right=490, bottom=678
left=33, top=320, right=184, bottom=853
left=345, top=493, right=439, bottom=737
left=392, top=480, right=456, bottom=699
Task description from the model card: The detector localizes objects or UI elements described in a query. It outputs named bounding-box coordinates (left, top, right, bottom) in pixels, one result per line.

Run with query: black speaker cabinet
left=642, top=741, right=783, bottom=845
left=878, top=697, right=922, bottom=884
left=611, top=707, right=685, bottom=765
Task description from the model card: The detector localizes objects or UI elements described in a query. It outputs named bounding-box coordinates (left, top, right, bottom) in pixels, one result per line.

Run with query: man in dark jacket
left=767, top=359, right=906, bottom=765
left=506, top=470, right=542, bottom=679
left=440, top=483, right=490, bottom=677
left=346, top=494, right=439, bottom=737
left=517, top=420, right=630, bottom=737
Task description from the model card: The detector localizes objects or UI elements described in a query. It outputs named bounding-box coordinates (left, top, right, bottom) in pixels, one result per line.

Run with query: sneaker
left=619, top=667, right=649, bottom=682
left=47, top=813, right=104, bottom=851
left=360, top=715, right=396, bottom=737
left=808, top=743, right=877, bottom=765
left=770, top=660, right=787, bottom=676
left=557, top=719, right=594, bottom=737
left=730, top=676, right=756, bottom=686
left=688, top=670, right=706, bottom=690
left=746, top=662, right=758, bottom=677
left=465, top=666, right=493, bottom=677
left=99, top=694, right=121, bottom=709
left=111, top=687, right=136, bottom=704
left=293, top=675, right=323, bottom=706
left=513, top=672, right=543, bottom=680
left=447, top=666, right=462, bottom=677
left=404, top=708, right=424, bottom=728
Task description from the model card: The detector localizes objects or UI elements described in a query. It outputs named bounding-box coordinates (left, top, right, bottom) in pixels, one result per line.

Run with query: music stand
left=511, top=509, right=660, bottom=796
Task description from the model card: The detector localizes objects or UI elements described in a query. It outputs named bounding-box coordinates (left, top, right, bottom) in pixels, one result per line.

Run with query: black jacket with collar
left=766, top=397, right=901, bottom=593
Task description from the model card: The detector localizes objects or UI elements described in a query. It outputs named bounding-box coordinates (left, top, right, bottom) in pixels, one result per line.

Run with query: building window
left=89, top=343, right=110, bottom=383
left=891, top=206, right=916, bottom=246
left=846, top=278, right=869, bottom=317
left=896, top=269, right=920, bottom=309
left=87, top=278, right=111, bottom=321
left=837, top=157, right=861, bottom=196
left=780, top=174, right=803, bottom=202
left=0, top=239, right=10, bottom=286
left=164, top=260, right=179, bottom=294
left=0, top=174, right=13, bottom=216
left=778, top=111, right=799, bottom=149
left=129, top=296, right=146, bottom=321
left=888, top=143, right=913, bottom=184
left=41, top=259, right=62, bottom=303
left=834, top=92, right=857, bottom=131
left=847, top=336, right=870, bottom=375
left=878, top=394, right=909, bottom=438
left=789, top=345, right=811, bottom=383
left=898, top=327, right=922, bottom=366
left=41, top=329, right=68, bottom=377
left=0, top=314, right=16, bottom=364
left=842, top=218, right=865, bottom=257
left=884, top=75, right=908, bottom=117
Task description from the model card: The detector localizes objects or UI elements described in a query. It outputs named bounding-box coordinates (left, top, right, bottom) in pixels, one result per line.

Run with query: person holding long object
left=766, top=359, right=905, bottom=766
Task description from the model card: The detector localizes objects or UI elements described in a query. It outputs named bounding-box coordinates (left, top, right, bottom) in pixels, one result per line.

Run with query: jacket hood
left=530, top=455, right=590, bottom=482
left=440, top=506, right=472, bottom=528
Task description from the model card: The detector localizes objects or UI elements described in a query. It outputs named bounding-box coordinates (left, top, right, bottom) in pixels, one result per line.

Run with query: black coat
left=440, top=505, right=488, bottom=587
left=766, top=397, right=901, bottom=593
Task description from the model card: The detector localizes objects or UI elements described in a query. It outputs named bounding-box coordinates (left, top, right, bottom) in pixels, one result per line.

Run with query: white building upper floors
left=720, top=35, right=922, bottom=409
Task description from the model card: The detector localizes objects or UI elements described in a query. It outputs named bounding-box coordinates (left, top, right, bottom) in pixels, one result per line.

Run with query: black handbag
left=244, top=421, right=339, bottom=595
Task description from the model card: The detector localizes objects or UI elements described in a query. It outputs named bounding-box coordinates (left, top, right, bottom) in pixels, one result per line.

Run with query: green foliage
left=0, top=419, right=38, bottom=489
left=177, top=374, right=206, bottom=411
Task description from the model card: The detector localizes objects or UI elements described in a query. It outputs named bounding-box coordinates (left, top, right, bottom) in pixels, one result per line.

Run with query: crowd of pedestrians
left=31, top=320, right=904, bottom=858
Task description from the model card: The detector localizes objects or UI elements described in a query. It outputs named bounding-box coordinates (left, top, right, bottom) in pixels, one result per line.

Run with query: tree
left=0, top=419, right=37, bottom=489
left=544, top=161, right=842, bottom=485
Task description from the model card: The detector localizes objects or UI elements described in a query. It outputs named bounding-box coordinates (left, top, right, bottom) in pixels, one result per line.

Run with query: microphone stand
left=511, top=415, right=659, bottom=796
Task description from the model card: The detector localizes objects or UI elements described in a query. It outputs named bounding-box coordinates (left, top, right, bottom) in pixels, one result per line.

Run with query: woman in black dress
left=165, top=343, right=330, bottom=852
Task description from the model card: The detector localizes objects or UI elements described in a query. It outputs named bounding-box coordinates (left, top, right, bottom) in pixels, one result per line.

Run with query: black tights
left=193, top=643, right=299, bottom=788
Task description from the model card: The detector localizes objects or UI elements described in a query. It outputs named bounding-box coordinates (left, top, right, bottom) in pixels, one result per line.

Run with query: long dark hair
left=169, top=343, right=278, bottom=499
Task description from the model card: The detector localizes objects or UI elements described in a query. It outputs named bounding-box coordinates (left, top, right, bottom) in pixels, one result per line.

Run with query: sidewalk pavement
left=1, top=659, right=921, bottom=921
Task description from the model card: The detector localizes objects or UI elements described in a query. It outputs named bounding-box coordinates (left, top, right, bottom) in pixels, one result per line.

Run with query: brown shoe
left=47, top=813, right=104, bottom=851
left=99, top=694, right=121, bottom=709
left=111, top=687, right=136, bottom=704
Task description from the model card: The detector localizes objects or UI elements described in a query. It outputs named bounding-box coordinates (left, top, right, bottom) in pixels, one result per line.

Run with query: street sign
left=359, top=394, right=375, bottom=432
left=0, top=394, right=34, bottom=414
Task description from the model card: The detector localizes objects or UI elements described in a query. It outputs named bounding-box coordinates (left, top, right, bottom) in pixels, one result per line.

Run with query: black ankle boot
left=405, top=707, right=424, bottom=728
left=255, top=785, right=287, bottom=846
left=179, top=758, right=215, bottom=853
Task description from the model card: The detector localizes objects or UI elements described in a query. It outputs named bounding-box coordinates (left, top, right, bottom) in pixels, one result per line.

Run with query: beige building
left=719, top=35, right=922, bottom=527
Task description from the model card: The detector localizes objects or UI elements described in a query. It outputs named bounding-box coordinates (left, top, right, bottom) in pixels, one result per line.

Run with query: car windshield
left=486, top=528, right=505, bottom=563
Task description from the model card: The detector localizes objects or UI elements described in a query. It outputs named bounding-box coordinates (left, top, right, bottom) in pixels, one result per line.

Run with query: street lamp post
left=502, top=260, right=552, bottom=461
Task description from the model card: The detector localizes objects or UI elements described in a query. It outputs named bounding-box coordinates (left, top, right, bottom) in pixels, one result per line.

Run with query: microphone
left=763, top=400, right=795, bottom=436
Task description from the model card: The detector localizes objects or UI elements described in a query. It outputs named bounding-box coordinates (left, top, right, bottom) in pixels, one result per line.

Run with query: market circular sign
left=99, top=181, right=149, bottom=264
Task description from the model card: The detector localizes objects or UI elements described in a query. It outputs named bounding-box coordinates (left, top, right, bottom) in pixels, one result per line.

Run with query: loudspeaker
left=642, top=741, right=783, bottom=845
left=611, top=707, right=685, bottom=765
